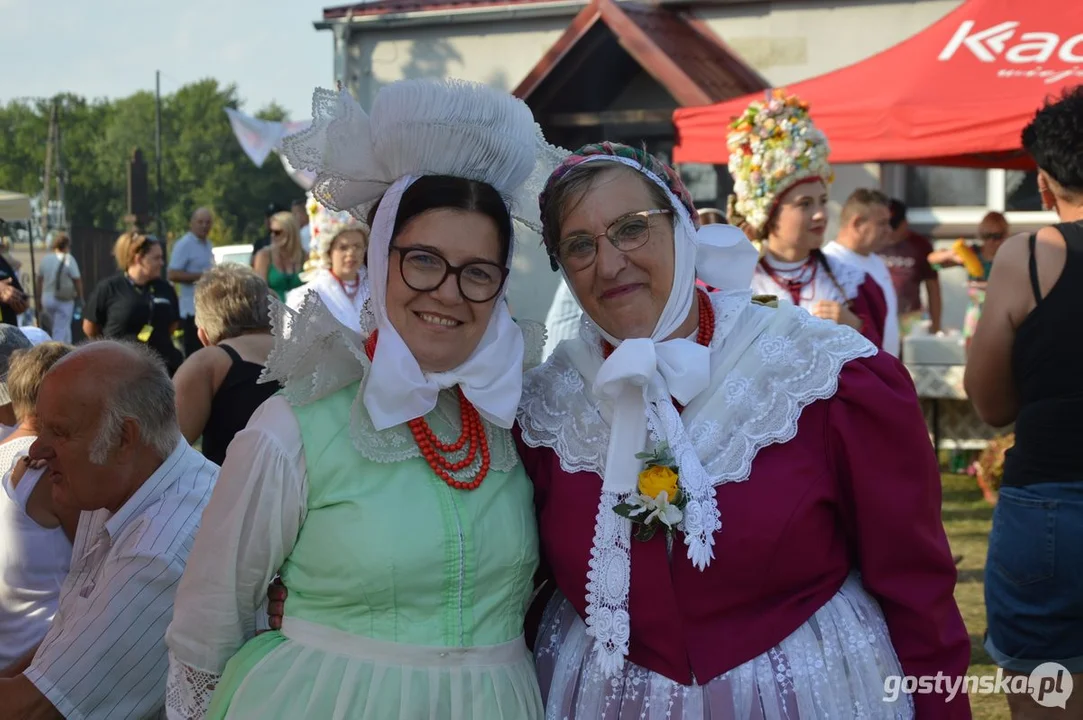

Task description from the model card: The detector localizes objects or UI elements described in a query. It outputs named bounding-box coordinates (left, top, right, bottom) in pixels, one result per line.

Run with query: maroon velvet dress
left=516, top=292, right=970, bottom=719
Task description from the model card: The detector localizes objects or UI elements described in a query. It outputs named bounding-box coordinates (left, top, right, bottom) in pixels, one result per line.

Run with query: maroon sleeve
left=848, top=277, right=885, bottom=349
left=859, top=276, right=889, bottom=348
left=827, top=355, right=972, bottom=718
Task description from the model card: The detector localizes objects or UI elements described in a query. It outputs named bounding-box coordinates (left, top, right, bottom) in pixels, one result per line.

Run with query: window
left=678, top=163, right=720, bottom=205
left=904, top=167, right=987, bottom=207
left=1005, top=170, right=1042, bottom=212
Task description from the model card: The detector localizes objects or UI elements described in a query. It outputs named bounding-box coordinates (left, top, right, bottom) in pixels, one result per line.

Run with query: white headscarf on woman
left=545, top=153, right=759, bottom=675
left=280, top=80, right=566, bottom=431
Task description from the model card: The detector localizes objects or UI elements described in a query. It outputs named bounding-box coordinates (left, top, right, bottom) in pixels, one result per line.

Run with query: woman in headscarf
left=164, top=79, right=561, bottom=720
left=516, top=142, right=971, bottom=718
left=285, top=198, right=371, bottom=335
left=727, top=91, right=888, bottom=349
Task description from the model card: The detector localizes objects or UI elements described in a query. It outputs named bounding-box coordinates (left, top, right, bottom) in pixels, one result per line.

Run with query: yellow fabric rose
left=638, top=465, right=679, bottom=501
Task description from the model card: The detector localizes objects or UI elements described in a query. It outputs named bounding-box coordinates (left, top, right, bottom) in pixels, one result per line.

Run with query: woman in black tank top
left=963, top=86, right=1083, bottom=718
left=173, top=265, right=282, bottom=466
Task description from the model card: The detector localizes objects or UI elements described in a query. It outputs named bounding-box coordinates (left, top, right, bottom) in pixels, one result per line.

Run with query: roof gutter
left=314, top=0, right=584, bottom=30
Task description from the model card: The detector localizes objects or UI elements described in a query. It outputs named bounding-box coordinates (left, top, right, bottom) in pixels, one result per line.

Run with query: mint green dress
left=205, top=381, right=543, bottom=719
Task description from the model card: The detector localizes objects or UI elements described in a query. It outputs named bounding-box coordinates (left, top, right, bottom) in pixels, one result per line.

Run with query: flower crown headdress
left=725, top=90, right=833, bottom=235
left=302, top=194, right=369, bottom=276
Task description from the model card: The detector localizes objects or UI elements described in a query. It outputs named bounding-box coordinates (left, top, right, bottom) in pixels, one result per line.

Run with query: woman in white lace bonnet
left=515, top=142, right=971, bottom=717
left=284, top=198, right=371, bottom=335
left=164, top=79, right=559, bottom=719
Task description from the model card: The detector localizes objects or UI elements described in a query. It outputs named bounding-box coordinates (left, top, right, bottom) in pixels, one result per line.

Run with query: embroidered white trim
left=517, top=290, right=876, bottom=675
left=263, top=291, right=543, bottom=475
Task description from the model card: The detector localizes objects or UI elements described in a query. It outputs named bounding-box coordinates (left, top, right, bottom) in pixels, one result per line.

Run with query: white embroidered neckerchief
left=519, top=291, right=877, bottom=676
left=288, top=267, right=372, bottom=336
left=750, top=252, right=866, bottom=309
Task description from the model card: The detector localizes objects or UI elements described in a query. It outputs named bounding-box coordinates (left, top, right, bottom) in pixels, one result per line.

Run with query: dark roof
left=515, top=0, right=765, bottom=106
left=619, top=3, right=764, bottom=102
left=322, top=0, right=570, bottom=20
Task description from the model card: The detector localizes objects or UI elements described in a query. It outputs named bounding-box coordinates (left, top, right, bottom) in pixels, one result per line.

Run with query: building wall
left=697, top=0, right=962, bottom=88
left=343, top=18, right=571, bottom=108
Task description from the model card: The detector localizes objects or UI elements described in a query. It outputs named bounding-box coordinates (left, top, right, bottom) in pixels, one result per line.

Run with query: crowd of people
left=0, top=77, right=1079, bottom=720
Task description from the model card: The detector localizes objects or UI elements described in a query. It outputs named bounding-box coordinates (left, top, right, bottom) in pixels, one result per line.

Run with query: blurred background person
left=823, top=189, right=899, bottom=356
left=0, top=342, right=77, bottom=673
left=285, top=200, right=370, bottom=334
left=167, top=208, right=215, bottom=359
left=83, top=232, right=183, bottom=375
left=880, top=199, right=942, bottom=340
left=0, top=326, right=32, bottom=434
left=254, top=211, right=305, bottom=303
left=930, top=211, right=1010, bottom=349
left=250, top=201, right=287, bottom=264
left=173, top=265, right=281, bottom=466
left=292, top=198, right=311, bottom=254
left=34, top=232, right=82, bottom=343
left=697, top=207, right=727, bottom=225
left=964, top=85, right=1083, bottom=720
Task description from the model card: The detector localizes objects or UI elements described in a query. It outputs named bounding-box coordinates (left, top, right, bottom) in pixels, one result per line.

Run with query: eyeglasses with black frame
left=391, top=245, right=508, bottom=303
left=553, top=209, right=672, bottom=271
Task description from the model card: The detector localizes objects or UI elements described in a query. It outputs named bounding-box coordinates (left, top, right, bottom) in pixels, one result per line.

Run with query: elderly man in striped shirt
left=0, top=340, right=218, bottom=720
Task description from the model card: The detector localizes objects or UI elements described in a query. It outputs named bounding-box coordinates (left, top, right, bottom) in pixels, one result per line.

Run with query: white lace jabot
left=518, top=290, right=877, bottom=675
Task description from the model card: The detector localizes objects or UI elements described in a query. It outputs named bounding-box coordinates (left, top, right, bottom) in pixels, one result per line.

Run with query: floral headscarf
left=539, top=142, right=700, bottom=258
left=725, top=91, right=834, bottom=236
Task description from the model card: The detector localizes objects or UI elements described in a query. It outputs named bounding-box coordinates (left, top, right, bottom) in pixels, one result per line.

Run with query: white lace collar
left=517, top=290, right=876, bottom=675
left=261, top=292, right=545, bottom=477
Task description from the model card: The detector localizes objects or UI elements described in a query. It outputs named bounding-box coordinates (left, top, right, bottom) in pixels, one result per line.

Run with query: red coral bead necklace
left=364, top=331, right=490, bottom=490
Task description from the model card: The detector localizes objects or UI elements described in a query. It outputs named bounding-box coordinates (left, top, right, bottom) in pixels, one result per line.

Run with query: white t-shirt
left=37, top=253, right=81, bottom=298
left=823, top=242, right=900, bottom=357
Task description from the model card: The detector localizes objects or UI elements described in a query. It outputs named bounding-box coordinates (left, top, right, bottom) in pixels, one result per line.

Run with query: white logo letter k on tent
left=939, top=20, right=1020, bottom=62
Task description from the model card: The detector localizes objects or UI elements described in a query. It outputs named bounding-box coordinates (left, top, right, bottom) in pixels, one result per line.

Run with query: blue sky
left=0, top=0, right=337, bottom=120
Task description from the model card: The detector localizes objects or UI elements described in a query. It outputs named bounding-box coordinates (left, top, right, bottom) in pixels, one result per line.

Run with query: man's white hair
left=87, top=342, right=180, bottom=464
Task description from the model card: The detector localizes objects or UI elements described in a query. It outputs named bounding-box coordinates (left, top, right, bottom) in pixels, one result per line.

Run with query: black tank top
left=1002, top=221, right=1083, bottom=487
left=201, top=344, right=282, bottom=467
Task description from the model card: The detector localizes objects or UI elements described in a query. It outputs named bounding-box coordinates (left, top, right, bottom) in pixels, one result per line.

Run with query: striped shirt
left=24, top=440, right=218, bottom=720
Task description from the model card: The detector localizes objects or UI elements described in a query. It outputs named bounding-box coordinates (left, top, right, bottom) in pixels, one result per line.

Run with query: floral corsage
left=613, top=442, right=686, bottom=542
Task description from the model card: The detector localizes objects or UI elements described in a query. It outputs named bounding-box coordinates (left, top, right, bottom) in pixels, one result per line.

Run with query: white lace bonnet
left=282, top=80, right=566, bottom=237
left=279, top=79, right=567, bottom=432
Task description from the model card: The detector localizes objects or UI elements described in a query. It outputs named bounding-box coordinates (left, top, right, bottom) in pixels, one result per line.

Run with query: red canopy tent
left=672, top=0, right=1083, bottom=169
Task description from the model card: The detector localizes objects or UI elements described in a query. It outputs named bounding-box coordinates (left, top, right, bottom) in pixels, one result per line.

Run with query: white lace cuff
left=165, top=653, right=221, bottom=720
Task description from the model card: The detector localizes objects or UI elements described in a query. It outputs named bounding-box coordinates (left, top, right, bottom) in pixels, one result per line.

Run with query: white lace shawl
left=517, top=290, right=877, bottom=675
left=284, top=267, right=371, bottom=337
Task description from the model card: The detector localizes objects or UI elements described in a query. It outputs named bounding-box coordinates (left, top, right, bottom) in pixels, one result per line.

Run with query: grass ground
left=941, top=472, right=1010, bottom=720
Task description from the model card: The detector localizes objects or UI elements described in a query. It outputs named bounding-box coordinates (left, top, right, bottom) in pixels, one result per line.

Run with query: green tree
left=0, top=81, right=304, bottom=248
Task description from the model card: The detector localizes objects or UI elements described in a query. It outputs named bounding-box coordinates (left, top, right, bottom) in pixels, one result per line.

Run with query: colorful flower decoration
left=725, top=90, right=834, bottom=234
left=539, top=142, right=699, bottom=256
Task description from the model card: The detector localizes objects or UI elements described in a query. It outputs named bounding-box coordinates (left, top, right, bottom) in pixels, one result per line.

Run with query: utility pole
left=32, top=98, right=59, bottom=323
left=155, top=70, right=164, bottom=246
left=39, top=99, right=56, bottom=246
